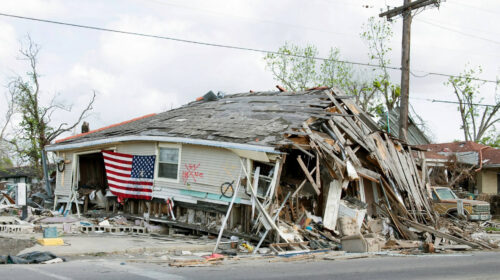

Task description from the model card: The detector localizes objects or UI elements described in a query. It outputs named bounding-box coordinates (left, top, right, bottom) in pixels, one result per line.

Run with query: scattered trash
left=0, top=251, right=66, bottom=264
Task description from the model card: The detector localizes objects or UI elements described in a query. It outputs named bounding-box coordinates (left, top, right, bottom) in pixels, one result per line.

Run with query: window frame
left=155, top=143, right=182, bottom=183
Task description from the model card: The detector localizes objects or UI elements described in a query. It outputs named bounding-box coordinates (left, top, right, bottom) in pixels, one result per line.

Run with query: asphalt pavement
left=1, top=251, right=499, bottom=280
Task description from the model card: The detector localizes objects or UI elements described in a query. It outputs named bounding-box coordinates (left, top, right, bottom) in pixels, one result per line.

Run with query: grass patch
left=484, top=227, right=500, bottom=231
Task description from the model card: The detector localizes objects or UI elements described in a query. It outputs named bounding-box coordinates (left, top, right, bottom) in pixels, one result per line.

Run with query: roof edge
left=54, top=113, right=157, bottom=144
left=46, top=135, right=280, bottom=154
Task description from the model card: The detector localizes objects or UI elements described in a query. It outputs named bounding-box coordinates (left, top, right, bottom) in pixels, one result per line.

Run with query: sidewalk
left=17, top=233, right=216, bottom=257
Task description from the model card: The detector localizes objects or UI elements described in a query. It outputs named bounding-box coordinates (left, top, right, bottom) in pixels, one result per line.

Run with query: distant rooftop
left=418, top=141, right=500, bottom=167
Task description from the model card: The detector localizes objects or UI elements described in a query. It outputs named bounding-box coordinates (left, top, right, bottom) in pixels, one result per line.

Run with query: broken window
left=158, top=146, right=180, bottom=180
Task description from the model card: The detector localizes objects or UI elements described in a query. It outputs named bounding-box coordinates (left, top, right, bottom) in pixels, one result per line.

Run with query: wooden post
left=379, top=0, right=440, bottom=142
left=213, top=168, right=242, bottom=254
left=399, top=0, right=412, bottom=142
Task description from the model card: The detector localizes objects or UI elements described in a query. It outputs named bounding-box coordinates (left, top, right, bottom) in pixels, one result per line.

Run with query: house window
left=158, top=147, right=180, bottom=180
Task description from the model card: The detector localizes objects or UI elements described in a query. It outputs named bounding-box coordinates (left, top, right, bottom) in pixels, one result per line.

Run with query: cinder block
left=0, top=224, right=34, bottom=234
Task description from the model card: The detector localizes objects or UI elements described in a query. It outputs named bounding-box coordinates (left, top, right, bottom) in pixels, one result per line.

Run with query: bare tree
left=8, top=36, right=96, bottom=174
left=446, top=65, right=500, bottom=143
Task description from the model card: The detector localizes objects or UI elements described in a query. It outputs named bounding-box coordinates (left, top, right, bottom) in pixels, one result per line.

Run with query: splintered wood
left=291, top=88, right=436, bottom=227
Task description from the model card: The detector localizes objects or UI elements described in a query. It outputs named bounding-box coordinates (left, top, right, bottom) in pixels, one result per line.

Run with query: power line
left=447, top=0, right=500, bottom=15
left=410, top=96, right=498, bottom=107
left=416, top=18, right=500, bottom=45
left=0, top=12, right=498, bottom=84
left=417, top=16, right=500, bottom=38
left=0, top=12, right=394, bottom=69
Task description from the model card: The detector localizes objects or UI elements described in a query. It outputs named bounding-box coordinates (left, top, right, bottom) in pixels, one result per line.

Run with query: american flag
left=102, top=150, right=155, bottom=200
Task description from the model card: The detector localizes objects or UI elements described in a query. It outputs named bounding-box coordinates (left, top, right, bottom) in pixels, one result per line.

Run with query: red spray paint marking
left=182, top=163, right=204, bottom=184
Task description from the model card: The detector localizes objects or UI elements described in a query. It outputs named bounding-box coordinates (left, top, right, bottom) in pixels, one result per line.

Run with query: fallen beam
left=297, top=156, right=321, bottom=195
left=403, top=219, right=484, bottom=249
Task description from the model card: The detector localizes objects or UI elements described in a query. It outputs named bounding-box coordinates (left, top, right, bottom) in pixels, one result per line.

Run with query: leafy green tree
left=264, top=43, right=380, bottom=115
left=263, top=17, right=400, bottom=118
left=478, top=130, right=500, bottom=148
left=445, top=64, right=500, bottom=143
left=264, top=42, right=318, bottom=91
left=360, top=17, right=400, bottom=114
left=7, top=37, right=95, bottom=175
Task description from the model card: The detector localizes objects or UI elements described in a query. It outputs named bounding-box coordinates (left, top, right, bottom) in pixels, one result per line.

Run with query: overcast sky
left=0, top=0, right=498, bottom=143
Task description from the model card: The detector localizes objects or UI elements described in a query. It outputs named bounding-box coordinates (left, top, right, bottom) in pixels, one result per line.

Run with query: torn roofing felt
left=48, top=89, right=348, bottom=149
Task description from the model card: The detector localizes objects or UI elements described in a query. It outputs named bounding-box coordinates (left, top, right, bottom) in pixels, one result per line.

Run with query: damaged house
left=418, top=142, right=500, bottom=195
left=46, top=88, right=464, bottom=249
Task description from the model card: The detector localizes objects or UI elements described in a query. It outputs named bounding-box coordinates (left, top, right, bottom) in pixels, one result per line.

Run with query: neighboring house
left=0, top=166, right=40, bottom=185
left=379, top=108, right=431, bottom=146
left=417, top=141, right=500, bottom=194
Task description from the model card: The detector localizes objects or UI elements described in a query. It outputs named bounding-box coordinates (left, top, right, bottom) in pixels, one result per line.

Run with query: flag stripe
left=103, top=156, right=133, bottom=166
left=108, top=184, right=153, bottom=193
left=103, top=150, right=155, bottom=200
left=102, top=151, right=134, bottom=160
left=106, top=168, right=131, bottom=177
left=107, top=176, right=153, bottom=186
left=104, top=160, right=132, bottom=173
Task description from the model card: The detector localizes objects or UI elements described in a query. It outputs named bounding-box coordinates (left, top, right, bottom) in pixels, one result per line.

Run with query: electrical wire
left=0, top=12, right=498, bottom=84
left=410, top=96, right=498, bottom=107
left=447, top=0, right=500, bottom=15
left=416, top=18, right=500, bottom=45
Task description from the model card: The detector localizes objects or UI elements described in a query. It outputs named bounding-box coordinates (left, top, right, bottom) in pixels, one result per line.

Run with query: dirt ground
left=0, top=237, right=36, bottom=255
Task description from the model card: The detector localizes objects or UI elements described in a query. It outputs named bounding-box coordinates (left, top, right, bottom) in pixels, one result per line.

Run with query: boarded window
left=158, top=147, right=179, bottom=180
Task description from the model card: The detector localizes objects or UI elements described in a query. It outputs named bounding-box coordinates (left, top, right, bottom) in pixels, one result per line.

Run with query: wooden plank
left=292, top=143, right=315, bottom=158
left=274, top=154, right=287, bottom=200
left=327, top=120, right=346, bottom=145
left=403, top=219, right=483, bottom=249
left=291, top=166, right=316, bottom=198
left=346, top=160, right=359, bottom=181
left=239, top=158, right=290, bottom=243
left=323, top=180, right=343, bottom=231
left=297, top=156, right=321, bottom=195
left=316, top=153, right=321, bottom=188
left=354, top=166, right=381, bottom=182
left=341, top=97, right=380, bottom=133
left=345, top=146, right=361, bottom=167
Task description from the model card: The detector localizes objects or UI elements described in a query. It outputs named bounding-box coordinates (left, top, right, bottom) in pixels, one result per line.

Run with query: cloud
left=99, top=15, right=190, bottom=68
left=0, top=21, right=17, bottom=68
left=0, top=0, right=498, bottom=143
left=1, top=0, right=66, bottom=16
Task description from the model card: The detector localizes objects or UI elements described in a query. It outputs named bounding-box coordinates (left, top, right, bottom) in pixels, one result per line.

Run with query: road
left=1, top=251, right=499, bottom=280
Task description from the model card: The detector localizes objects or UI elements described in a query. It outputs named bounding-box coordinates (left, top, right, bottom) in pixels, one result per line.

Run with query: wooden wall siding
left=116, top=142, right=156, bottom=155
left=154, top=144, right=247, bottom=199
left=53, top=142, right=251, bottom=202
left=55, top=151, right=73, bottom=197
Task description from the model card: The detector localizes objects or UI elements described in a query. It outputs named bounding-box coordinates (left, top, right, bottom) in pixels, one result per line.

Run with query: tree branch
left=46, top=91, right=96, bottom=142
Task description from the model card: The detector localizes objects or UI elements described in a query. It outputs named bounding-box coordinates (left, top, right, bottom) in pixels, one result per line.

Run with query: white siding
left=52, top=141, right=251, bottom=202
left=116, top=142, right=156, bottom=155
left=154, top=144, right=246, bottom=198
left=55, top=151, right=73, bottom=196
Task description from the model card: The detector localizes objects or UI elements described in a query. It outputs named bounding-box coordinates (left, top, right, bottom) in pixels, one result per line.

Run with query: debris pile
left=236, top=88, right=498, bottom=254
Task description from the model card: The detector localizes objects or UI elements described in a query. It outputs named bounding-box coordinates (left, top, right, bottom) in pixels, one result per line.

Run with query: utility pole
left=379, top=0, right=440, bottom=142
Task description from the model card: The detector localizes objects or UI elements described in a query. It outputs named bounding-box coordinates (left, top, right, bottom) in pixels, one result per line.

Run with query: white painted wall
left=52, top=141, right=250, bottom=202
